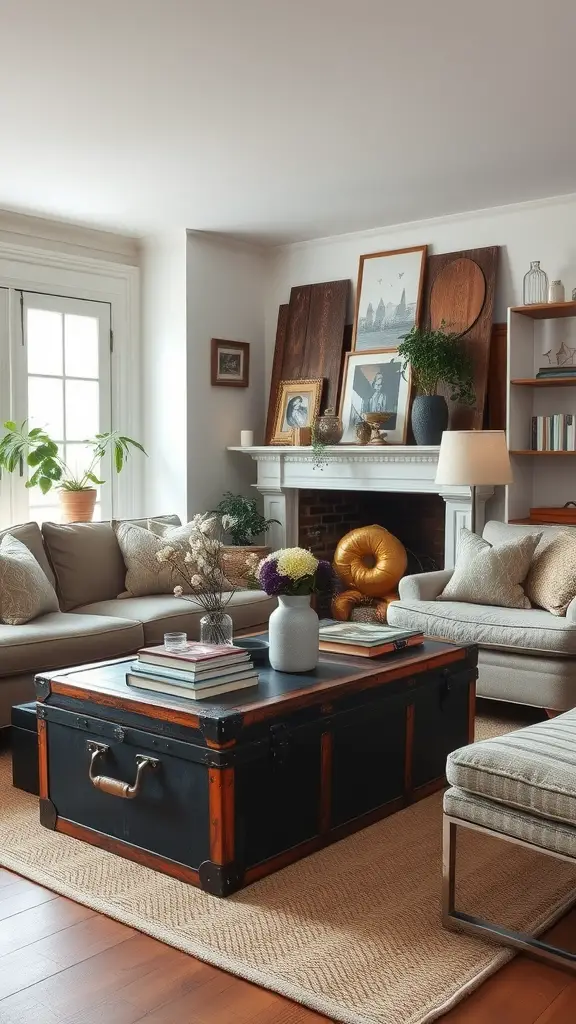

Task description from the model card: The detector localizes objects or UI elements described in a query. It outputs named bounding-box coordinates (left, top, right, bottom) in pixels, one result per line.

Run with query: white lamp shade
left=435, top=430, right=513, bottom=486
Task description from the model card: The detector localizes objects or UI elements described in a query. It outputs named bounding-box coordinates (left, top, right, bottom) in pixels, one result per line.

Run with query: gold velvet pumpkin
left=333, top=525, right=407, bottom=598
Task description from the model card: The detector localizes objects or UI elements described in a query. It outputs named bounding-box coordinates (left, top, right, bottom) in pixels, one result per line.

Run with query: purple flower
left=315, top=559, right=334, bottom=591
left=258, top=558, right=291, bottom=596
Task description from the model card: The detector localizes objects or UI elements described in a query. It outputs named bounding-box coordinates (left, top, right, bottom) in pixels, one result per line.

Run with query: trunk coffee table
left=35, top=640, right=477, bottom=896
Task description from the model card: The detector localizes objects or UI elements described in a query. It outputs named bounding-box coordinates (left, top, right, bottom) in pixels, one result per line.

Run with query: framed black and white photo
left=339, top=350, right=410, bottom=444
left=271, top=378, right=323, bottom=445
left=211, top=339, right=250, bottom=387
left=352, top=245, right=427, bottom=352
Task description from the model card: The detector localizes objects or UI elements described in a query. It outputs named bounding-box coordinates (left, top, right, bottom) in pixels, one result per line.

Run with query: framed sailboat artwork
left=352, top=245, right=427, bottom=352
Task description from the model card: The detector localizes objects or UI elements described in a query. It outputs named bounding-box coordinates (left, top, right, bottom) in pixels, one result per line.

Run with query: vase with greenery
left=397, top=323, right=475, bottom=444
left=0, top=421, right=146, bottom=522
left=213, top=492, right=280, bottom=589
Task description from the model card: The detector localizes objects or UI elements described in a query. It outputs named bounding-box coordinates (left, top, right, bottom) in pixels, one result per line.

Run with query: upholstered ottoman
left=442, top=711, right=576, bottom=970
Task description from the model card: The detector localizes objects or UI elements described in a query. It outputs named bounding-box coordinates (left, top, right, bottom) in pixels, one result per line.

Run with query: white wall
left=140, top=231, right=188, bottom=521
left=186, top=233, right=266, bottom=515
left=266, top=192, right=576, bottom=379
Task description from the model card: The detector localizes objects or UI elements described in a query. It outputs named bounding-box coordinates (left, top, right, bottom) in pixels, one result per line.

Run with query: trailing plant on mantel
left=397, top=323, right=476, bottom=405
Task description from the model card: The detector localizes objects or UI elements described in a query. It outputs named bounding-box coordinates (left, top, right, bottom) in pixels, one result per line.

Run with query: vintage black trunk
left=35, top=641, right=477, bottom=896
left=11, top=702, right=39, bottom=795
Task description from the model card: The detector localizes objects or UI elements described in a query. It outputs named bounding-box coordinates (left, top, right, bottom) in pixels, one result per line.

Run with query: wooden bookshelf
left=510, top=301, right=576, bottom=320
left=511, top=377, right=576, bottom=387
left=510, top=450, right=576, bottom=456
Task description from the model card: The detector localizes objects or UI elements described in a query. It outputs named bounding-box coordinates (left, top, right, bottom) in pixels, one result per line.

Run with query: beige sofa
left=0, top=516, right=276, bottom=727
left=387, top=521, right=576, bottom=713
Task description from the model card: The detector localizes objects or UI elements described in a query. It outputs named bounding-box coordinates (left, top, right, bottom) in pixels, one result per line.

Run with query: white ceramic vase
left=268, top=595, right=319, bottom=673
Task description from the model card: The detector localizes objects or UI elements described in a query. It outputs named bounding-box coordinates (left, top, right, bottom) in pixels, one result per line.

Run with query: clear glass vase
left=200, top=611, right=233, bottom=646
left=523, top=261, right=548, bottom=305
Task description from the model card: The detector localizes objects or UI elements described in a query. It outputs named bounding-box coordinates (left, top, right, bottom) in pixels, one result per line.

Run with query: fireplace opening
left=299, top=490, right=445, bottom=583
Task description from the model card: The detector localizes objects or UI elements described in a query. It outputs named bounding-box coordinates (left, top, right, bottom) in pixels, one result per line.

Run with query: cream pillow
left=0, top=533, right=59, bottom=625
left=525, top=531, right=576, bottom=616
left=115, top=522, right=197, bottom=597
left=439, top=527, right=541, bottom=609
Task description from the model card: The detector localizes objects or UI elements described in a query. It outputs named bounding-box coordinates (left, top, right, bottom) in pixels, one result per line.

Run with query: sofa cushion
left=0, top=611, right=143, bottom=678
left=439, top=527, right=541, bottom=609
left=75, top=590, right=277, bottom=646
left=0, top=534, right=59, bottom=625
left=524, top=531, right=576, bottom=616
left=483, top=520, right=576, bottom=547
left=0, top=522, right=55, bottom=588
left=444, top=787, right=576, bottom=860
left=446, top=710, right=576, bottom=826
left=42, top=516, right=181, bottom=610
left=386, top=598, right=576, bottom=656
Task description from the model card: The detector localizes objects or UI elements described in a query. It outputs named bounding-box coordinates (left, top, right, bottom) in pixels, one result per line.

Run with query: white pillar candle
left=240, top=430, right=254, bottom=447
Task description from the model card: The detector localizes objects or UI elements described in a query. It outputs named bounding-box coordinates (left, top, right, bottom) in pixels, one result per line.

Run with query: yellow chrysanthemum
left=276, top=547, right=318, bottom=581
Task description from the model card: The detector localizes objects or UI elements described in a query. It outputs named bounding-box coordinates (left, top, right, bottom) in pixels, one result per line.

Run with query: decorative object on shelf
left=240, top=430, right=254, bottom=447
left=156, top=512, right=253, bottom=643
left=265, top=281, right=349, bottom=442
left=529, top=502, right=576, bottom=524
left=270, top=378, right=323, bottom=445
left=572, top=288, right=576, bottom=301
left=291, top=426, right=312, bottom=446
left=314, top=408, right=344, bottom=444
left=397, top=323, right=475, bottom=445
left=0, top=421, right=146, bottom=523
left=435, top=430, right=513, bottom=533
left=332, top=525, right=407, bottom=623
left=523, top=261, right=549, bottom=305
left=256, top=548, right=334, bottom=671
left=339, top=349, right=410, bottom=445
left=363, top=411, right=393, bottom=445
left=213, top=491, right=279, bottom=589
left=211, top=339, right=250, bottom=387
left=352, top=246, right=427, bottom=352
left=548, top=280, right=565, bottom=303
left=422, top=246, right=499, bottom=430
left=355, top=420, right=372, bottom=444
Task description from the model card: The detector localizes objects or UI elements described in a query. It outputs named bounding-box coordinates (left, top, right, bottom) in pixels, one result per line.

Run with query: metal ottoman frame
left=442, top=814, right=576, bottom=972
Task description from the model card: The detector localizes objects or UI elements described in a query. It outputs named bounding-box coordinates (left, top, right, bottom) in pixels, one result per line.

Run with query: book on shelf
left=137, top=642, right=249, bottom=675
left=128, top=661, right=257, bottom=688
left=317, top=620, right=424, bottom=658
left=536, top=366, right=576, bottom=378
left=530, top=414, right=576, bottom=452
left=126, top=666, right=259, bottom=700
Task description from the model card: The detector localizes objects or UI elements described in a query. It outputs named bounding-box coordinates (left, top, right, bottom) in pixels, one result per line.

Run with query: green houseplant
left=213, top=492, right=280, bottom=589
left=0, top=421, right=146, bottom=522
left=397, top=323, right=475, bottom=444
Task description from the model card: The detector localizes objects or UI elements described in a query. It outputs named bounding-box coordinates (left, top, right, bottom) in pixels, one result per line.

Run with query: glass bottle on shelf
left=523, top=261, right=549, bottom=305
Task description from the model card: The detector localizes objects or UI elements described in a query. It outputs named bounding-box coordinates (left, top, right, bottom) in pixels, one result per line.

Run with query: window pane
left=64, top=442, right=100, bottom=490
left=65, top=380, right=99, bottom=440
left=27, top=444, right=64, bottom=504
left=28, top=377, right=63, bottom=438
left=27, top=309, right=63, bottom=377
left=65, top=315, right=99, bottom=379
left=29, top=506, right=61, bottom=525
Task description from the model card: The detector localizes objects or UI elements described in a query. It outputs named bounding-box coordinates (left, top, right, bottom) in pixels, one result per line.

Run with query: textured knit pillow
left=524, top=531, right=576, bottom=616
left=115, top=522, right=197, bottom=597
left=0, top=533, right=59, bottom=625
left=438, top=527, right=541, bottom=609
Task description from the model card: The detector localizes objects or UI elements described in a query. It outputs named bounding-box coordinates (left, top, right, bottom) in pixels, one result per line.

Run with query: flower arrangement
left=156, top=512, right=260, bottom=643
left=257, top=547, right=333, bottom=597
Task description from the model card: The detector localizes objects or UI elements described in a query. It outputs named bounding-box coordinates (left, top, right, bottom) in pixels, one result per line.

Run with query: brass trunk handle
left=87, top=741, right=159, bottom=799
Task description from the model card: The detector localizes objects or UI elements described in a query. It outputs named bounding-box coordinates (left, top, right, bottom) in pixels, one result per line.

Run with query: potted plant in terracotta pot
left=397, top=323, right=475, bottom=444
left=214, top=491, right=280, bottom=589
left=0, top=421, right=146, bottom=522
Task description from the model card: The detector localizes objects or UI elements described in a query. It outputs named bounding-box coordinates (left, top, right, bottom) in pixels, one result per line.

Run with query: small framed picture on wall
left=211, top=339, right=250, bottom=387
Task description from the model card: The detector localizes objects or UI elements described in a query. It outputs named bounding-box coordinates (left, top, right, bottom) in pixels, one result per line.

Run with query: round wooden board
left=430, top=257, right=486, bottom=334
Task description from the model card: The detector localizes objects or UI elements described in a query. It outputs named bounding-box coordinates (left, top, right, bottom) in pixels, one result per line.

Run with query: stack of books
left=536, top=365, right=576, bottom=380
left=126, top=643, right=259, bottom=700
left=530, top=414, right=576, bottom=451
left=318, top=620, right=424, bottom=658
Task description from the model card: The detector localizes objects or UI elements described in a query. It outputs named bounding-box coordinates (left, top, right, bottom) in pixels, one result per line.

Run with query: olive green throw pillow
left=439, top=527, right=541, bottom=609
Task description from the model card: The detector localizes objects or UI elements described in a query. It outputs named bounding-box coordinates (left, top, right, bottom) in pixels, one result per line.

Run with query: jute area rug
left=1, top=712, right=575, bottom=1024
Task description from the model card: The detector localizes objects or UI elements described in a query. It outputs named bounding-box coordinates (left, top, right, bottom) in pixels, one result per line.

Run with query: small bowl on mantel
left=234, top=637, right=270, bottom=665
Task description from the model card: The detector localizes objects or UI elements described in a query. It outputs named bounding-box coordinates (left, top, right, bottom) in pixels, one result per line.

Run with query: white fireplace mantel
left=228, top=445, right=492, bottom=569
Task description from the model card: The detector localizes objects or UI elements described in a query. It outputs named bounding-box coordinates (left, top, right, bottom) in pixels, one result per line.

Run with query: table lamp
left=435, top=430, right=513, bottom=534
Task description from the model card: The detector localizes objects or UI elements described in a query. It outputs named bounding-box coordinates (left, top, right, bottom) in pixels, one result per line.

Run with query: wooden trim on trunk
left=37, top=718, right=49, bottom=800
left=411, top=776, right=446, bottom=801
left=319, top=731, right=333, bottom=834
left=208, top=767, right=235, bottom=865
left=49, top=682, right=201, bottom=730
left=404, top=704, right=415, bottom=795
left=57, top=818, right=201, bottom=886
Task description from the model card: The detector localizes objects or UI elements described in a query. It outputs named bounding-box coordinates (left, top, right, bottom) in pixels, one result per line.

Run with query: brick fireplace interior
left=299, top=490, right=445, bottom=582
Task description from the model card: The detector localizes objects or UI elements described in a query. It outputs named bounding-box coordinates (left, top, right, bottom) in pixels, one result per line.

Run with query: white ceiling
left=2, top=0, right=576, bottom=245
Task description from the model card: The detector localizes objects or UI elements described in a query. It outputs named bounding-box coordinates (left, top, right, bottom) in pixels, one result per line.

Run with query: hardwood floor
left=0, top=870, right=575, bottom=1023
